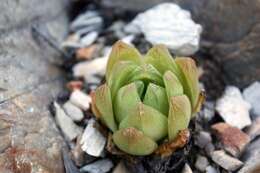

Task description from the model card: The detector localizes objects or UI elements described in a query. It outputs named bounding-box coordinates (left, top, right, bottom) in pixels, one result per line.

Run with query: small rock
left=195, top=131, right=212, bottom=149
left=108, top=21, right=127, bottom=39
left=181, top=163, right=193, bottom=173
left=80, top=159, right=113, bottom=173
left=206, top=166, right=218, bottom=173
left=113, top=161, right=130, bottom=173
left=243, top=81, right=260, bottom=118
left=63, top=101, right=84, bottom=122
left=211, top=123, right=250, bottom=157
left=205, top=143, right=215, bottom=156
left=54, top=102, right=82, bottom=141
left=70, top=11, right=103, bottom=33
left=216, top=86, right=252, bottom=129
left=125, top=3, right=202, bottom=55
left=69, top=90, right=91, bottom=110
left=246, top=117, right=260, bottom=140
left=73, top=56, right=108, bottom=84
left=62, top=149, right=80, bottom=173
left=61, top=33, right=81, bottom=48
left=80, top=31, right=98, bottom=47
left=201, top=101, right=215, bottom=121
left=195, top=155, right=209, bottom=172
left=76, top=45, right=98, bottom=60
left=80, top=119, right=106, bottom=157
left=71, top=135, right=85, bottom=166
left=121, top=35, right=135, bottom=45
left=211, top=150, right=243, bottom=171
left=66, top=81, right=83, bottom=91
left=238, top=137, right=260, bottom=173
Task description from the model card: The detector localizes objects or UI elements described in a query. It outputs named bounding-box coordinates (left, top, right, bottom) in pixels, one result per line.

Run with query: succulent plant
left=92, top=41, right=203, bottom=156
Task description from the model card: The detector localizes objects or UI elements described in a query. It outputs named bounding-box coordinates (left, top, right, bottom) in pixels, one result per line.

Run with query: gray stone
left=0, top=0, right=69, bottom=172
left=80, top=159, right=113, bottom=173
left=195, top=131, right=212, bottom=149
left=243, top=81, right=260, bottom=118
left=63, top=101, right=84, bottom=122
left=211, top=150, right=243, bottom=171
left=0, top=0, right=68, bottom=33
left=181, top=163, right=193, bottom=173
left=125, top=3, right=202, bottom=56
left=238, top=138, right=260, bottom=173
left=201, top=101, right=215, bottom=121
left=206, top=166, right=218, bottom=173
left=109, top=21, right=127, bottom=39
left=205, top=143, right=215, bottom=156
left=63, top=149, right=80, bottom=173
left=195, top=155, right=209, bottom=172
left=80, top=119, right=106, bottom=157
left=54, top=102, right=83, bottom=141
left=246, top=117, right=260, bottom=140
left=70, top=11, right=103, bottom=33
left=101, top=0, right=164, bottom=11
left=216, top=86, right=252, bottom=129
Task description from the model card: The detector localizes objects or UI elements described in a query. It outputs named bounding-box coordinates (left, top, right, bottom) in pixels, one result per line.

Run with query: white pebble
left=63, top=101, right=84, bottom=122
left=80, top=119, right=106, bottom=157
left=125, top=3, right=202, bottom=55
left=216, top=86, right=251, bottom=129
left=69, top=90, right=91, bottom=110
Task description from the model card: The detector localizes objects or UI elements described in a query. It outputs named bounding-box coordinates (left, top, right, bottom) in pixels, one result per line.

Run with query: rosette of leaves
left=92, top=41, right=203, bottom=156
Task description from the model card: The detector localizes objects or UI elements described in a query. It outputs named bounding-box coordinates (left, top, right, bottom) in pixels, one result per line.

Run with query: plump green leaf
left=108, top=61, right=138, bottom=99
left=106, top=41, right=143, bottom=81
left=94, top=84, right=117, bottom=132
left=112, top=127, right=158, bottom=155
left=143, top=83, right=168, bottom=115
left=168, top=95, right=191, bottom=141
left=163, top=71, right=183, bottom=101
left=144, top=44, right=179, bottom=75
left=175, top=58, right=199, bottom=111
left=119, top=103, right=168, bottom=141
left=129, top=64, right=164, bottom=86
left=114, top=83, right=141, bottom=123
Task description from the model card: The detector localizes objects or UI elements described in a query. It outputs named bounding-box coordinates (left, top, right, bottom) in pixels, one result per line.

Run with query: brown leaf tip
left=122, top=127, right=142, bottom=139
left=155, top=129, right=190, bottom=157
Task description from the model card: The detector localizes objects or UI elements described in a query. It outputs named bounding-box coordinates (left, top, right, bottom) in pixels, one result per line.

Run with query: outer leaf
left=168, top=95, right=191, bottom=141
left=95, top=84, right=117, bottom=132
left=163, top=71, right=183, bottom=100
left=143, top=83, right=169, bottom=115
left=106, top=41, right=142, bottom=81
left=108, top=61, right=138, bottom=99
left=175, top=58, right=199, bottom=111
left=119, top=103, right=168, bottom=141
left=112, top=127, right=158, bottom=156
left=144, top=44, right=179, bottom=75
left=129, top=64, right=164, bottom=87
left=114, top=83, right=141, bottom=123
left=90, top=91, right=102, bottom=119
